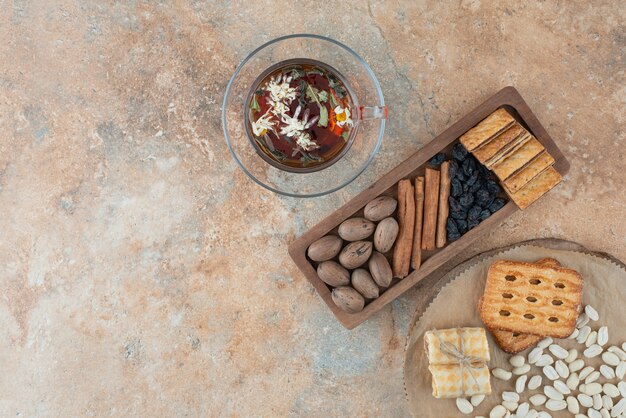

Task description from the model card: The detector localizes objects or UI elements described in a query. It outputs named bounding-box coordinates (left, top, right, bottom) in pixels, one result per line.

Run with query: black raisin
left=459, top=193, right=474, bottom=208
left=467, top=205, right=482, bottom=221
left=451, top=178, right=462, bottom=197
left=450, top=208, right=468, bottom=220
left=449, top=196, right=462, bottom=212
left=469, top=179, right=482, bottom=193
left=447, top=231, right=461, bottom=242
left=446, top=218, right=459, bottom=235
left=462, top=158, right=475, bottom=176
left=478, top=163, right=491, bottom=177
left=486, top=180, right=502, bottom=194
left=448, top=160, right=459, bottom=179
left=479, top=209, right=491, bottom=221
left=456, top=219, right=468, bottom=233
left=489, top=198, right=506, bottom=213
left=466, top=170, right=479, bottom=186
left=452, top=143, right=468, bottom=161
left=474, top=189, right=492, bottom=207
left=467, top=219, right=479, bottom=230
left=428, top=153, right=446, bottom=167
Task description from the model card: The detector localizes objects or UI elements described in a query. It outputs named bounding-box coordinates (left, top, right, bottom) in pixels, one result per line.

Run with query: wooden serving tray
left=288, top=86, right=570, bottom=329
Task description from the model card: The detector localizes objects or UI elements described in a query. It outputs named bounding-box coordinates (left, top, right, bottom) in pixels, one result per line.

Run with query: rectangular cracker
left=479, top=260, right=583, bottom=338
left=484, top=131, right=532, bottom=168
left=482, top=258, right=562, bottom=354
left=424, top=328, right=490, bottom=365
left=509, top=166, right=562, bottom=209
left=491, top=136, right=545, bottom=180
left=472, top=123, right=525, bottom=164
left=504, top=151, right=556, bottom=193
left=459, top=108, right=516, bottom=151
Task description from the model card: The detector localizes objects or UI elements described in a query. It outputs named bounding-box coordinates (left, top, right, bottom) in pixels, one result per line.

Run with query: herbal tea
left=247, top=60, right=356, bottom=170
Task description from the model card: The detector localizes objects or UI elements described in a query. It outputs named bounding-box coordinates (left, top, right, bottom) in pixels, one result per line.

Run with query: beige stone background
left=0, top=1, right=624, bottom=417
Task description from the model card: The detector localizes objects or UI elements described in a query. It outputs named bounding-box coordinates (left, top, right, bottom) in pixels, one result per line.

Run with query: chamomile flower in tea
left=248, top=61, right=355, bottom=169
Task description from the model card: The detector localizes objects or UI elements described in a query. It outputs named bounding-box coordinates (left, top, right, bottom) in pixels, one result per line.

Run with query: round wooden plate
left=403, top=238, right=626, bottom=417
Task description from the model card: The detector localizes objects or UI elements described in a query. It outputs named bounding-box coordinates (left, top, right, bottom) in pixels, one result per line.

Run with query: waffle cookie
left=491, top=135, right=546, bottom=180
left=480, top=260, right=583, bottom=339
left=472, top=123, right=525, bottom=165
left=504, top=151, right=556, bottom=193
left=508, top=166, right=562, bottom=209
left=459, top=108, right=516, bottom=151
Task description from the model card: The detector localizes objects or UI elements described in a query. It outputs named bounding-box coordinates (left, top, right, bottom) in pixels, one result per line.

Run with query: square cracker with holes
left=480, top=259, right=583, bottom=338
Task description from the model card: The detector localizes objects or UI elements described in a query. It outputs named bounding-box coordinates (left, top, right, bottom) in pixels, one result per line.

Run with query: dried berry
left=467, top=219, right=479, bottom=230
left=449, top=196, right=462, bottom=213
left=478, top=163, right=491, bottom=177
left=450, top=178, right=462, bottom=197
left=486, top=180, right=502, bottom=194
left=467, top=205, right=482, bottom=221
left=447, top=231, right=461, bottom=242
left=489, top=198, right=506, bottom=213
left=448, top=160, right=459, bottom=179
left=479, top=209, right=491, bottom=221
left=446, top=218, right=459, bottom=236
left=474, top=189, right=492, bottom=207
left=450, top=209, right=468, bottom=220
left=466, top=171, right=479, bottom=188
left=459, top=193, right=474, bottom=208
left=452, top=143, right=468, bottom=161
left=462, top=158, right=476, bottom=176
left=455, top=219, right=468, bottom=233
left=428, top=153, right=446, bottom=167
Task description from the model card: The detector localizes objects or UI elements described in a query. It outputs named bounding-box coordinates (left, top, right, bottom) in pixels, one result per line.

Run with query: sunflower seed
left=576, top=313, right=590, bottom=328
left=502, top=400, right=518, bottom=412
left=577, top=326, right=591, bottom=344
left=579, top=366, right=594, bottom=380
left=565, top=348, right=578, bottom=363
left=493, top=368, right=513, bottom=380
left=536, top=354, right=554, bottom=367
left=544, top=385, right=564, bottom=400
left=584, top=344, right=603, bottom=358
left=593, top=394, right=602, bottom=409
left=555, top=360, right=569, bottom=378
left=602, top=394, right=613, bottom=410
left=600, top=364, right=615, bottom=379
left=566, top=373, right=580, bottom=391
left=569, top=359, right=585, bottom=372
left=580, top=382, right=603, bottom=396
left=578, top=393, right=593, bottom=407
left=608, top=346, right=626, bottom=360
left=529, top=394, right=547, bottom=406
left=603, top=383, right=619, bottom=398
left=586, top=330, right=598, bottom=347
left=602, top=351, right=620, bottom=366
left=545, top=399, right=567, bottom=411
left=585, top=305, right=599, bottom=321
left=619, top=381, right=626, bottom=397
left=567, top=328, right=579, bottom=339
left=549, top=344, right=569, bottom=359
left=554, top=380, right=571, bottom=395
left=456, top=398, right=473, bottom=415
left=528, top=375, right=542, bottom=390
left=515, top=401, right=529, bottom=418
left=513, top=364, right=530, bottom=375
left=489, top=404, right=507, bottom=418
left=597, top=326, right=608, bottom=346
left=543, top=365, right=559, bottom=380
left=538, top=337, right=553, bottom=349
left=617, top=362, right=626, bottom=379
left=502, top=391, right=520, bottom=402
left=567, top=395, right=580, bottom=414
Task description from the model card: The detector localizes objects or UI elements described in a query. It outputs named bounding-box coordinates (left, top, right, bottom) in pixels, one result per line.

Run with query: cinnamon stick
left=392, top=179, right=415, bottom=278
left=421, top=167, right=440, bottom=251
left=436, top=161, right=451, bottom=248
left=411, top=177, right=425, bottom=270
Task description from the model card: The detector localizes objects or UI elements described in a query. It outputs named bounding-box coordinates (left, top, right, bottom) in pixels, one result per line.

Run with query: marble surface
left=0, top=1, right=624, bottom=416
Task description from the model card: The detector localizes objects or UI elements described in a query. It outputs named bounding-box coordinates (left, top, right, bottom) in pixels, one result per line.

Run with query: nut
left=509, top=355, right=525, bottom=368
left=537, top=337, right=553, bottom=349
left=368, top=251, right=392, bottom=287
left=569, top=358, right=585, bottom=372
left=543, top=365, right=559, bottom=380
left=307, top=235, right=343, bottom=261
left=317, top=261, right=350, bottom=287
left=455, top=398, right=473, bottom=415
left=579, top=382, right=602, bottom=396
left=566, top=373, right=580, bottom=391
left=529, top=394, right=547, bottom=406
left=470, top=394, right=485, bottom=407
left=545, top=399, right=567, bottom=411
left=578, top=393, right=593, bottom=408
left=528, top=375, right=542, bottom=390
left=363, top=195, right=397, bottom=221
left=554, top=380, right=571, bottom=395
left=600, top=364, right=615, bottom=379
left=331, top=286, right=365, bottom=313
left=583, top=344, right=603, bottom=358
left=515, top=375, right=527, bottom=393
left=512, top=364, right=530, bottom=375
left=492, top=368, right=512, bottom=381
left=548, top=344, right=569, bottom=359
left=555, top=360, right=569, bottom=378
left=373, top=217, right=399, bottom=253
left=528, top=347, right=543, bottom=364
left=535, top=354, right=554, bottom=367
left=338, top=218, right=375, bottom=241
left=585, top=370, right=600, bottom=384
left=351, top=269, right=379, bottom=299
left=584, top=304, right=599, bottom=321
left=544, top=385, right=564, bottom=400
left=601, top=351, right=620, bottom=366
left=502, top=391, right=519, bottom=402
left=597, top=326, right=608, bottom=346
left=567, top=396, right=580, bottom=414
left=339, top=241, right=372, bottom=269
left=489, top=404, right=506, bottom=418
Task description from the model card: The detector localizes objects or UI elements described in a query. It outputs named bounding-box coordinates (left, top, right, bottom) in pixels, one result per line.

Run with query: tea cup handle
left=359, top=105, right=388, bottom=120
